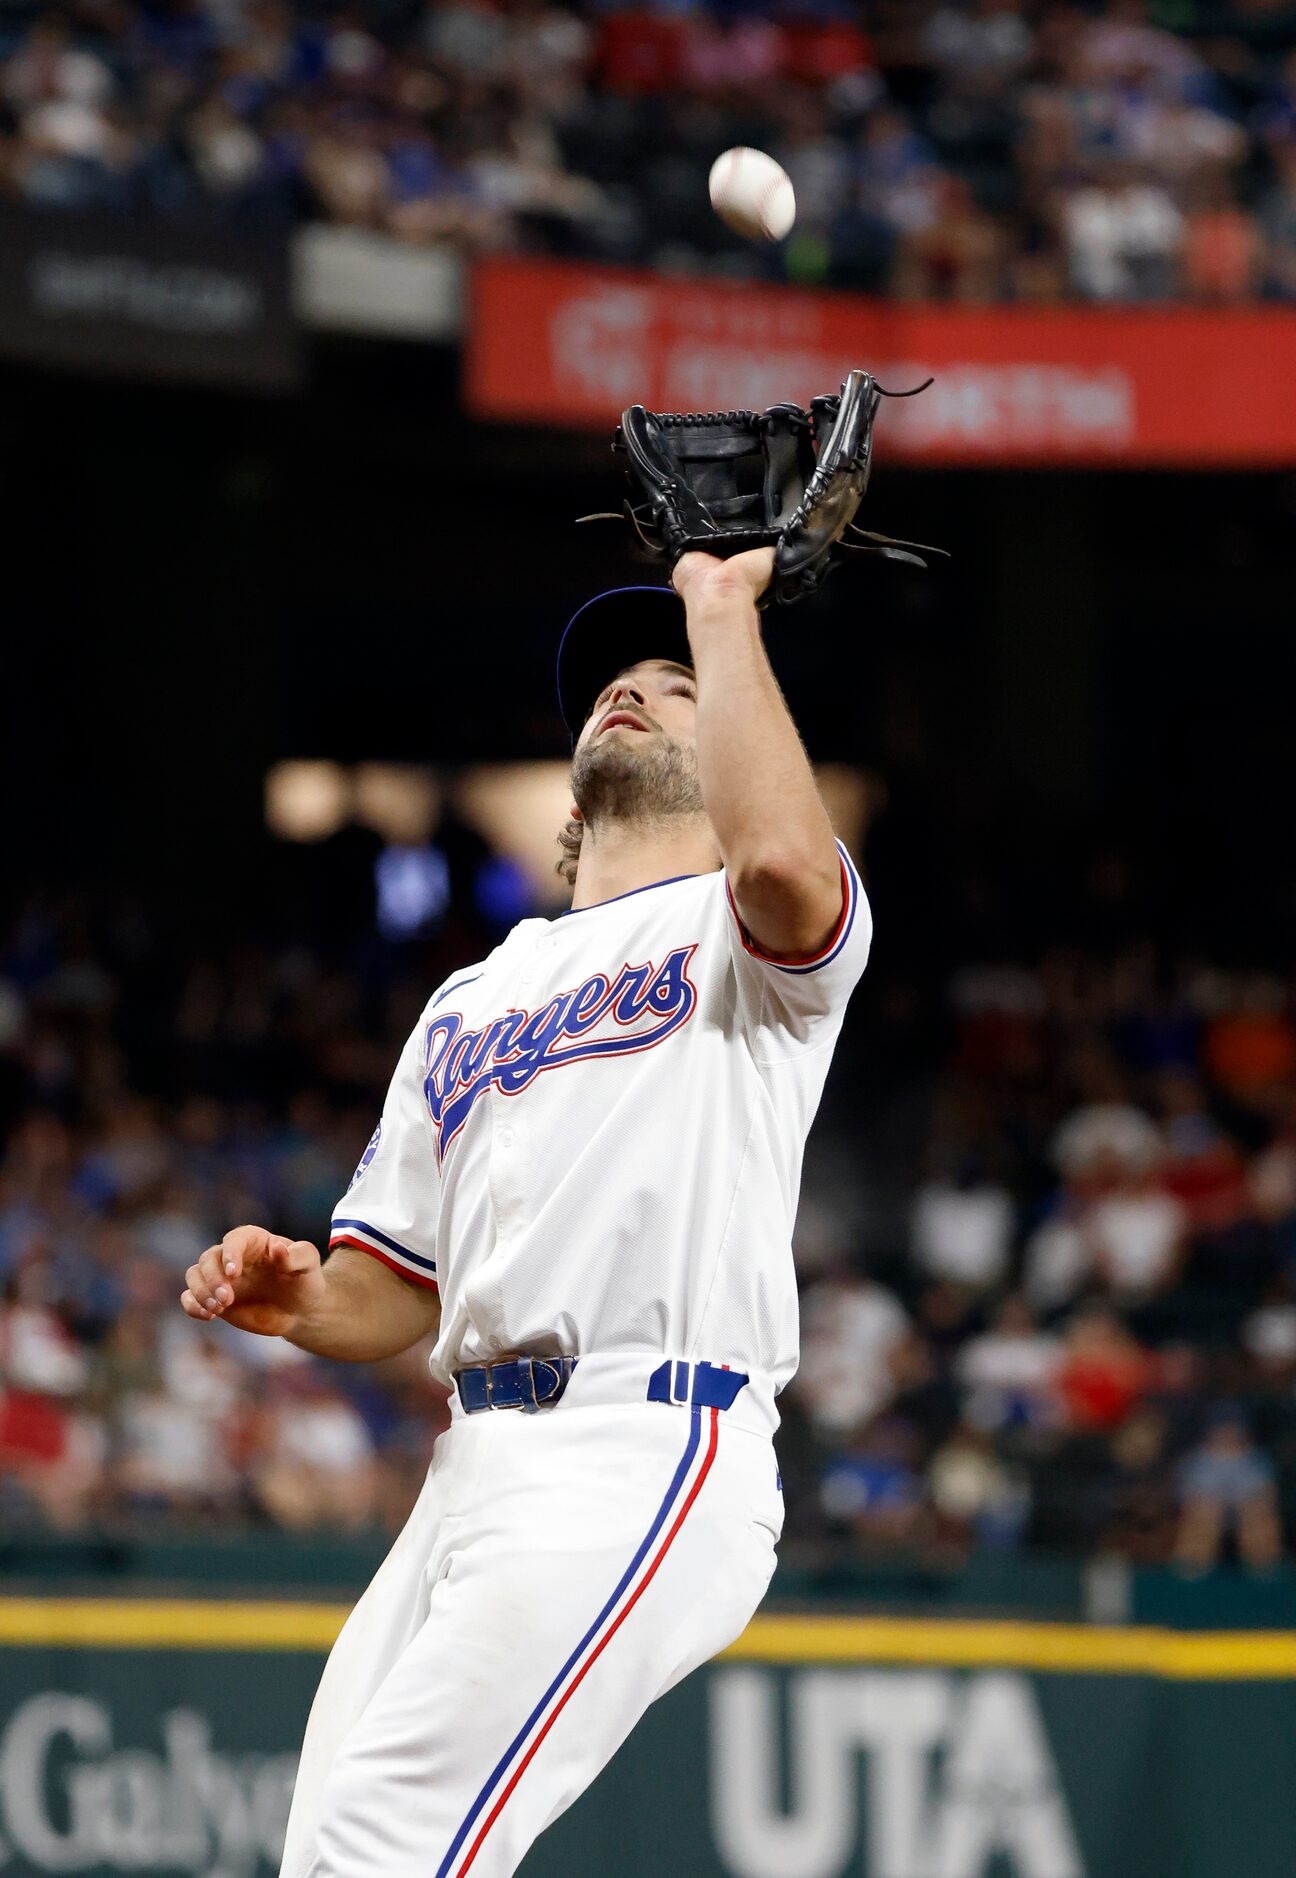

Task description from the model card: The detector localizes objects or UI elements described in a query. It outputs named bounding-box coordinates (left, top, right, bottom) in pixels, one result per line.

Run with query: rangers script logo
left=422, top=945, right=699, bottom=1156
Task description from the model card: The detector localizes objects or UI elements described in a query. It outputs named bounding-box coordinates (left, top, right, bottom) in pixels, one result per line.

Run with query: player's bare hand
left=181, top=1224, right=325, bottom=1339
left=672, top=547, right=775, bottom=608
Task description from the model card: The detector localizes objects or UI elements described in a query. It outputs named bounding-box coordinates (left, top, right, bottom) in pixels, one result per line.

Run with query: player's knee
left=314, top=1741, right=458, bottom=1877
left=311, top=1752, right=388, bottom=1873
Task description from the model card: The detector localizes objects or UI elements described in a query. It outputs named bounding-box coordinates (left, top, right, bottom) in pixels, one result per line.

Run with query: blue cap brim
left=556, top=586, right=692, bottom=741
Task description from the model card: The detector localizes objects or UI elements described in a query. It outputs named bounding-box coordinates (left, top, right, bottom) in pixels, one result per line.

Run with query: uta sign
left=710, top=1667, right=1083, bottom=1878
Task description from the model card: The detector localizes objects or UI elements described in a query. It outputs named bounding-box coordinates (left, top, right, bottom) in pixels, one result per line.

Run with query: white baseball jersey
left=328, top=840, right=871, bottom=1404
left=286, top=842, right=871, bottom=1878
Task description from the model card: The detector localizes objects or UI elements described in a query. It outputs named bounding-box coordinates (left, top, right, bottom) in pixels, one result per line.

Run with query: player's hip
left=431, top=1359, right=784, bottom=1548
left=448, top=1348, right=781, bottom=1439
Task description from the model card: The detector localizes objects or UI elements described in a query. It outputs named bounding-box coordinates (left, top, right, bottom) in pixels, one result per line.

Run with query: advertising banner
left=465, top=256, right=1296, bottom=467
left=0, top=209, right=301, bottom=390
left=0, top=1602, right=1293, bottom=1878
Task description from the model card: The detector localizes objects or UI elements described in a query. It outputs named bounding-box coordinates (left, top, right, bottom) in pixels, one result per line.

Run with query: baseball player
left=180, top=546, right=871, bottom=1877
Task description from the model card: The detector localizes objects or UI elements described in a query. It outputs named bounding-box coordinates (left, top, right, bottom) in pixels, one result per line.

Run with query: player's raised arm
left=672, top=547, right=843, bottom=959
left=181, top=1224, right=440, bottom=1361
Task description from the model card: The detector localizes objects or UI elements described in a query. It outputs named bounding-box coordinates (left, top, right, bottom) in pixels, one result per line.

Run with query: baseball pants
left=280, top=1363, right=782, bottom=1877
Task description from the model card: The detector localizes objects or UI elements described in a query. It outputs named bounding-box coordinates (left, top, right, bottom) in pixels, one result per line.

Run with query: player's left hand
left=672, top=547, right=775, bottom=608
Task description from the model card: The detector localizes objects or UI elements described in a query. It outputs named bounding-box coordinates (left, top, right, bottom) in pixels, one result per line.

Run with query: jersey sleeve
left=725, top=839, right=873, bottom=1053
left=328, top=1020, right=440, bottom=1291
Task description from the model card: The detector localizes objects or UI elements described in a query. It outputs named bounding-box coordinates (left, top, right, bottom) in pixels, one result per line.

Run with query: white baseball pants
left=280, top=1367, right=782, bottom=1878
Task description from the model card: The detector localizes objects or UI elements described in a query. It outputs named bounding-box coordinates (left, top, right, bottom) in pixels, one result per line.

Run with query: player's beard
left=570, top=731, right=705, bottom=833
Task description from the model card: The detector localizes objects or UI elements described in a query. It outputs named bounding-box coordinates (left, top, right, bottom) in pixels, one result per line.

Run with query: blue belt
left=454, top=1356, right=750, bottom=1415
left=455, top=1356, right=578, bottom=1413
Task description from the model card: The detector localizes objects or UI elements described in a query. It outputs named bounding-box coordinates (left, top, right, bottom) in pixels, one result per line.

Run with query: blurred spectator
left=955, top=1294, right=1062, bottom=1431
left=893, top=174, right=1006, bottom=300
left=1080, top=0, right=1203, bottom=91
left=304, top=116, right=390, bottom=227
left=1023, top=1203, right=1094, bottom=1314
left=1062, top=166, right=1184, bottom=300
left=3, top=18, right=114, bottom=120
left=1056, top=1304, right=1152, bottom=1432
left=1174, top=1412, right=1281, bottom=1573
left=1087, top=1164, right=1186, bottom=1304
left=1246, top=1139, right=1296, bottom=1233
left=928, top=1423, right=1029, bottom=1553
left=199, top=105, right=276, bottom=204
left=911, top=1165, right=1014, bottom=1292
left=1204, top=976, right=1296, bottom=1104
left=923, top=0, right=1033, bottom=93
left=1184, top=176, right=1264, bottom=301
left=1053, top=1097, right=1162, bottom=1181
left=856, top=106, right=943, bottom=239
left=1, top=1248, right=91, bottom=1398
left=1103, top=1407, right=1176, bottom=1564
left=250, top=1367, right=378, bottom=1530
left=0, top=1385, right=105, bottom=1529
left=0, top=1245, right=104, bottom=1527
left=115, top=1379, right=240, bottom=1517
left=795, top=1267, right=909, bottom=1436
left=821, top=1418, right=924, bottom=1547
left=1158, top=1071, right=1245, bottom=1231
left=1242, top=1275, right=1296, bottom=1384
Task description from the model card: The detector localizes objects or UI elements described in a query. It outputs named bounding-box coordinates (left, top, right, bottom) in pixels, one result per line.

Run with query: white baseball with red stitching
left=708, top=146, right=796, bottom=243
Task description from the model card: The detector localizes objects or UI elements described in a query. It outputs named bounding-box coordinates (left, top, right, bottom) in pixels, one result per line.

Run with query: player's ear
left=569, top=805, right=582, bottom=822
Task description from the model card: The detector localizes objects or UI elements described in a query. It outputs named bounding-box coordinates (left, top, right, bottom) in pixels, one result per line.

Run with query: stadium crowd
left=1, top=858, right=1294, bottom=1575
left=792, top=948, right=1296, bottom=1571
left=1, top=0, right=1296, bottom=299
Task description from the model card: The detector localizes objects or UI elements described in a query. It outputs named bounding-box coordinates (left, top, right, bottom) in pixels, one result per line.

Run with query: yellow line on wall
left=726, top=1615, right=1296, bottom=1680
left=0, top=1600, right=1294, bottom=1677
left=0, top=1599, right=346, bottom=1651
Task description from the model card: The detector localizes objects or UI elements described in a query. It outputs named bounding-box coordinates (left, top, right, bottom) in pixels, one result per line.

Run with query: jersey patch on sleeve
left=345, top=1122, right=383, bottom=1192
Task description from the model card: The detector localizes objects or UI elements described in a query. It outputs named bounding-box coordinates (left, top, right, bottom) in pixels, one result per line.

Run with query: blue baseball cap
left=556, top=585, right=692, bottom=741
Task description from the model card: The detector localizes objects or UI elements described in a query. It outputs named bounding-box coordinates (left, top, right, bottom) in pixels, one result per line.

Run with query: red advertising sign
left=466, top=256, right=1296, bottom=467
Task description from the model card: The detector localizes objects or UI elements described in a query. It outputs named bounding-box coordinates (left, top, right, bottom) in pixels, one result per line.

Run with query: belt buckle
left=525, top=1356, right=576, bottom=1412
left=462, top=1356, right=574, bottom=1414
left=521, top=1356, right=559, bottom=1412
left=486, top=1361, right=530, bottom=1412
left=670, top=1360, right=691, bottom=1407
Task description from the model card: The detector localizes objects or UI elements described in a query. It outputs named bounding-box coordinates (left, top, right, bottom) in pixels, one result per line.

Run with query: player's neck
left=569, top=816, right=721, bottom=911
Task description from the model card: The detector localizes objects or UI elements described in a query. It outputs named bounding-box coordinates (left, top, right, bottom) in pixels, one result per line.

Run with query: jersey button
left=499, top=1128, right=515, bottom=1149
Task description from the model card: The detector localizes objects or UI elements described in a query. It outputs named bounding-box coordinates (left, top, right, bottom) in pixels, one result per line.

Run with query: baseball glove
left=582, top=369, right=944, bottom=606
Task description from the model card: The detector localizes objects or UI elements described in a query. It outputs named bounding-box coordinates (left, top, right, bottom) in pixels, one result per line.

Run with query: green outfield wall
left=0, top=1602, right=1293, bottom=1878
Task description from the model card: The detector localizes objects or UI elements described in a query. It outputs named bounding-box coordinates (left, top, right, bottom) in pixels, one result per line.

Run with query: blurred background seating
left=4, top=839, right=1295, bottom=1575
left=2, top=0, right=1296, bottom=300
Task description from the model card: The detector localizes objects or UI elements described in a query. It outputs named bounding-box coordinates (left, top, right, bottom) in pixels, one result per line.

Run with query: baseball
left=708, top=146, right=796, bottom=243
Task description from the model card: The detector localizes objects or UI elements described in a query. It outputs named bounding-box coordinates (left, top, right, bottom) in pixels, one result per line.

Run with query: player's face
left=570, top=657, right=704, bottom=832
left=574, top=659, right=698, bottom=759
